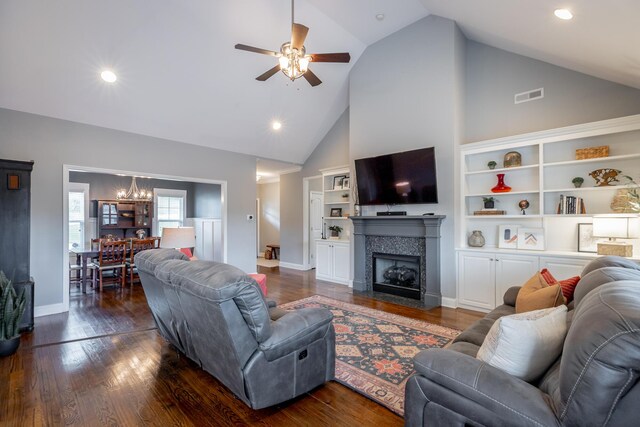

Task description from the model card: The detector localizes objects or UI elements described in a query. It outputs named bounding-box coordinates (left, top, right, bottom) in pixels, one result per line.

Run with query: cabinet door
left=315, top=241, right=331, bottom=279
left=495, top=254, right=539, bottom=306
left=332, top=243, right=350, bottom=284
left=458, top=252, right=495, bottom=311
left=539, top=257, right=590, bottom=279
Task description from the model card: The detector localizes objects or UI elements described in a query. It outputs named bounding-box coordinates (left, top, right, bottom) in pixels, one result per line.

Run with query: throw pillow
left=477, top=305, right=568, bottom=382
left=515, top=272, right=565, bottom=313
left=540, top=268, right=581, bottom=302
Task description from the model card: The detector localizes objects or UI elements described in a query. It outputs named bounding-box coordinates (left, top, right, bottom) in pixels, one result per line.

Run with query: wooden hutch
left=94, top=199, right=153, bottom=239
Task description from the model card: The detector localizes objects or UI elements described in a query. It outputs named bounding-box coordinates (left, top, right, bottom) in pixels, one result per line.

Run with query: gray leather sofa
left=135, top=249, right=335, bottom=409
left=405, top=256, right=640, bottom=426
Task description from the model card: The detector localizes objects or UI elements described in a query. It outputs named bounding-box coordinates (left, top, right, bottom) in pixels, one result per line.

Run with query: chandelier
left=116, top=176, right=152, bottom=200
left=278, top=42, right=310, bottom=80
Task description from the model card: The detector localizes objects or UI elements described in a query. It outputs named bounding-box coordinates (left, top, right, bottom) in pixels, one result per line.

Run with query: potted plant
left=487, top=161, right=497, bottom=170
left=572, top=177, right=584, bottom=188
left=0, top=272, right=26, bottom=357
left=482, top=196, right=498, bottom=209
left=328, top=225, right=343, bottom=239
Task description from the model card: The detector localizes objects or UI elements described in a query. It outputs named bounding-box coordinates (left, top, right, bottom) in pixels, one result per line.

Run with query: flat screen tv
left=355, top=147, right=438, bottom=206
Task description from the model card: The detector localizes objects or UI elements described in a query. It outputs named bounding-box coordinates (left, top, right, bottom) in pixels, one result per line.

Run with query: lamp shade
left=592, top=215, right=640, bottom=239
left=160, top=227, right=196, bottom=249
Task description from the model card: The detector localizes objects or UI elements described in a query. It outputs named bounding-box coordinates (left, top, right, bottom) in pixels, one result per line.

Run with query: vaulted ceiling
left=1, top=1, right=638, bottom=167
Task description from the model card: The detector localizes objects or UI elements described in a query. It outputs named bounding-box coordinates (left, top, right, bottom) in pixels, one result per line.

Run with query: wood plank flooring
left=1, top=266, right=483, bottom=426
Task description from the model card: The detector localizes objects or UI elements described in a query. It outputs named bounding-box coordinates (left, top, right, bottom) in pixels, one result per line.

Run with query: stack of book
left=473, top=209, right=507, bottom=216
left=557, top=195, right=586, bottom=214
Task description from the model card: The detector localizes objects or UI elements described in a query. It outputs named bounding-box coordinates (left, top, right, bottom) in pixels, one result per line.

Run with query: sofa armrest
left=413, top=349, right=560, bottom=427
left=259, top=308, right=333, bottom=361
left=503, top=286, right=521, bottom=306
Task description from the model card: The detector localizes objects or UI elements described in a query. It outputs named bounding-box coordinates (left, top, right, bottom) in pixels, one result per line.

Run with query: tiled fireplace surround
left=351, top=216, right=445, bottom=308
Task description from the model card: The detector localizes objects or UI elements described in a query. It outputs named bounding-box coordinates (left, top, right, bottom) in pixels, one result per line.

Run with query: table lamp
left=160, top=227, right=196, bottom=258
left=592, top=215, right=640, bottom=257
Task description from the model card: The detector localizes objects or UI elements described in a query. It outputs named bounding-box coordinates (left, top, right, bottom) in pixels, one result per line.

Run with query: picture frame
left=7, top=174, right=20, bottom=190
left=516, top=227, right=545, bottom=251
left=330, top=208, right=342, bottom=217
left=342, top=177, right=350, bottom=189
left=498, top=225, right=519, bottom=249
left=577, top=223, right=607, bottom=253
left=333, top=175, right=346, bottom=190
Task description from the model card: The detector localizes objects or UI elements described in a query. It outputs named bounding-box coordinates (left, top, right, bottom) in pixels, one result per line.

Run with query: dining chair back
left=91, top=240, right=128, bottom=291
left=127, top=238, right=158, bottom=285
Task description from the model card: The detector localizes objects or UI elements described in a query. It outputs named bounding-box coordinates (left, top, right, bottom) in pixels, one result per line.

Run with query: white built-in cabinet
left=189, top=218, right=222, bottom=262
left=315, top=240, right=350, bottom=285
left=457, top=114, right=640, bottom=311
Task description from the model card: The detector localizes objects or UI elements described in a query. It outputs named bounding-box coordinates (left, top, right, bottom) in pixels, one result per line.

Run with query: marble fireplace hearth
left=350, top=215, right=445, bottom=308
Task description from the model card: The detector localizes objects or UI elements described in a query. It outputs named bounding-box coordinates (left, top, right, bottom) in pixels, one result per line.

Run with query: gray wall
left=280, top=108, right=350, bottom=265
left=193, top=182, right=222, bottom=218
left=349, top=16, right=464, bottom=299
left=257, top=182, right=280, bottom=252
left=465, top=41, right=640, bottom=143
left=0, top=108, right=256, bottom=310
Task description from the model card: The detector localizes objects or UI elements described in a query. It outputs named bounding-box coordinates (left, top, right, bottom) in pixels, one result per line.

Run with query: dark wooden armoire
left=0, top=158, right=35, bottom=331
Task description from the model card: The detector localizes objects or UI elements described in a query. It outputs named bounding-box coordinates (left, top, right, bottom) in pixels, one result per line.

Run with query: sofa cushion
left=541, top=268, right=581, bottom=302
left=515, top=272, right=565, bottom=313
left=446, top=341, right=480, bottom=358
left=573, top=267, right=640, bottom=307
left=477, top=305, right=568, bottom=382
left=581, top=255, right=640, bottom=277
left=135, top=248, right=188, bottom=275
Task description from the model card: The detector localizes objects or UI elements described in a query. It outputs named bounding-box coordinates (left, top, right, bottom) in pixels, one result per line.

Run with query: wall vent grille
left=514, top=88, right=544, bottom=104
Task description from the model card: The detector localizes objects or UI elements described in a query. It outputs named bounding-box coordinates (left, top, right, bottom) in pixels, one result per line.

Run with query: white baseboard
left=278, top=261, right=308, bottom=271
left=348, top=279, right=353, bottom=288
left=35, top=302, right=67, bottom=317
left=441, top=297, right=458, bottom=308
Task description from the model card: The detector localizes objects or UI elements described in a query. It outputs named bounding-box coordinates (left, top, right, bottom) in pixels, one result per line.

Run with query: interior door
left=309, top=191, right=323, bottom=268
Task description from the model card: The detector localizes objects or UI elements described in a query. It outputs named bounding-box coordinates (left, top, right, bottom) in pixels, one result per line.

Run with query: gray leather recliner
left=405, top=256, right=640, bottom=426
left=135, top=249, right=335, bottom=409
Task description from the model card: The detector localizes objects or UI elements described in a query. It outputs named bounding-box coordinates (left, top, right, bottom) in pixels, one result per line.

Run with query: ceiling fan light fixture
left=279, top=42, right=309, bottom=80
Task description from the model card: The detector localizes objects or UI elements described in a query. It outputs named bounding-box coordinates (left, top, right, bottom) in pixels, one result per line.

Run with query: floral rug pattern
left=279, top=295, right=460, bottom=415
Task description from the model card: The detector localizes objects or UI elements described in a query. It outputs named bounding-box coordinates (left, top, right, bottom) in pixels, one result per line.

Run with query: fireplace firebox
left=372, top=253, right=421, bottom=300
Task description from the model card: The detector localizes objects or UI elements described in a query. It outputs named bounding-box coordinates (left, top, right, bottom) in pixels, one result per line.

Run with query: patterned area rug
left=279, top=295, right=460, bottom=416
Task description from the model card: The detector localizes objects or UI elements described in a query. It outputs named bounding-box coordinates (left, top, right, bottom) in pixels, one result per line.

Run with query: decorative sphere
left=518, top=200, right=530, bottom=210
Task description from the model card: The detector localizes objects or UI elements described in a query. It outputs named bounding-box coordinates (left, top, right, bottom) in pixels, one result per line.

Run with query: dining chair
left=127, top=238, right=158, bottom=285
left=89, top=240, right=128, bottom=291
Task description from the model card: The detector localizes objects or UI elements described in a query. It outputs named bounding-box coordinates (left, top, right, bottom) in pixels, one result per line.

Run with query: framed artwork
left=333, top=175, right=346, bottom=190
left=517, top=227, right=545, bottom=251
left=498, top=225, right=519, bottom=249
left=7, top=174, right=20, bottom=190
left=577, top=223, right=607, bottom=253
left=342, top=177, right=350, bottom=189
left=330, top=208, right=342, bottom=217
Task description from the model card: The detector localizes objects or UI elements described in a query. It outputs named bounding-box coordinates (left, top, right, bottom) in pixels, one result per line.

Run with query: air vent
left=514, top=88, right=544, bottom=104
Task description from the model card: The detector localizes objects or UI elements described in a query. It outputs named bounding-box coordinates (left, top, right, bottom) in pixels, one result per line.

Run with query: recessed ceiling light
left=100, top=70, right=117, bottom=83
left=272, top=121, right=282, bottom=131
left=375, top=13, right=385, bottom=21
left=554, top=9, right=573, bottom=20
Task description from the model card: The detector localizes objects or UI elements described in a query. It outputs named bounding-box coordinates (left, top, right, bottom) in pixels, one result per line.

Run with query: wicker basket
left=576, top=145, right=609, bottom=160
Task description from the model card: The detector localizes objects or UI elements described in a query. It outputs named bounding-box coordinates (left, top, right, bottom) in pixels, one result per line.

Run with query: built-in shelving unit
left=319, top=166, right=352, bottom=240
left=457, top=115, right=640, bottom=311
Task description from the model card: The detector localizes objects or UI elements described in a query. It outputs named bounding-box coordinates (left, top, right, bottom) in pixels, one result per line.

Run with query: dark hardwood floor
left=1, top=266, right=483, bottom=426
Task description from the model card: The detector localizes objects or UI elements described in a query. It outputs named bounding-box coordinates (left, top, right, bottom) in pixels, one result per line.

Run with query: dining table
left=70, top=245, right=99, bottom=294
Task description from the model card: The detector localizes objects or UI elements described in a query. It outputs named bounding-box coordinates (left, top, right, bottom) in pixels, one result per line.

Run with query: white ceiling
left=1, top=1, right=639, bottom=171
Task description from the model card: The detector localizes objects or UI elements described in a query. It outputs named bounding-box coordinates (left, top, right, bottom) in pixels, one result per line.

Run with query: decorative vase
left=491, top=173, right=512, bottom=193
left=330, top=230, right=339, bottom=238
left=484, top=201, right=495, bottom=209
left=503, top=151, right=522, bottom=168
left=354, top=205, right=361, bottom=216
left=0, top=337, right=20, bottom=357
left=468, top=230, right=485, bottom=248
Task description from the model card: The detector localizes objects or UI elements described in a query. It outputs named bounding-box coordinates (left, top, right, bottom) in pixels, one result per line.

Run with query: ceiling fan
left=235, top=0, right=350, bottom=87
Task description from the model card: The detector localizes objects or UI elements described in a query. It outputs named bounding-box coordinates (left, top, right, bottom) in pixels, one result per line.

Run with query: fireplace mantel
left=350, top=215, right=445, bottom=308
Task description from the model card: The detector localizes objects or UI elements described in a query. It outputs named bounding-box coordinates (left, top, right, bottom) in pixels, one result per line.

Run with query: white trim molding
left=278, top=261, right=309, bottom=271
left=35, top=302, right=67, bottom=318
left=440, top=297, right=458, bottom=309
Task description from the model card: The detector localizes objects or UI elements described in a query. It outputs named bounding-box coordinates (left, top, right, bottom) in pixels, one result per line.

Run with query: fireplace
left=373, top=253, right=420, bottom=300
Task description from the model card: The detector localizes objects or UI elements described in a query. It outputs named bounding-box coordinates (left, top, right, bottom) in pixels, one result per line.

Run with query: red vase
left=491, top=173, right=512, bottom=193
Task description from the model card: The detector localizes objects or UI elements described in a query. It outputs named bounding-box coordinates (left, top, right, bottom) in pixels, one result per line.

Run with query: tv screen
left=355, top=147, right=438, bottom=206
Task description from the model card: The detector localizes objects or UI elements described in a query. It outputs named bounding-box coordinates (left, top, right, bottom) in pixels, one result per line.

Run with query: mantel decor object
left=491, top=173, right=512, bottom=193
left=589, top=168, right=621, bottom=187
left=503, top=151, right=522, bottom=168
left=468, top=230, right=485, bottom=247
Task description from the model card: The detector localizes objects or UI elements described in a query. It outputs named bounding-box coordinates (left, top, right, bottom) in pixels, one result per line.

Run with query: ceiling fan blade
left=303, top=68, right=322, bottom=87
left=256, top=65, right=281, bottom=81
left=309, top=53, right=351, bottom=63
left=291, top=23, right=309, bottom=51
left=235, top=44, right=280, bottom=57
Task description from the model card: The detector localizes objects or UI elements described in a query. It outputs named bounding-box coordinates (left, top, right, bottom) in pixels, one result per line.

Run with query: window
left=68, top=183, right=90, bottom=250
left=154, top=189, right=186, bottom=237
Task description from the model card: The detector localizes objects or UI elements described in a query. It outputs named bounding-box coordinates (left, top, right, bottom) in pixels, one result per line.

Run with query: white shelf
left=543, top=185, right=626, bottom=193
left=323, top=217, right=350, bottom=220
left=544, top=153, right=640, bottom=167
left=324, top=188, right=351, bottom=193
left=465, top=164, right=539, bottom=175
left=325, top=201, right=350, bottom=205
left=466, top=215, right=541, bottom=219
left=465, top=190, right=539, bottom=197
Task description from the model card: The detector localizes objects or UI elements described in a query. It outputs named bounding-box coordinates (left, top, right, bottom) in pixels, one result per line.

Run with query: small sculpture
left=572, top=177, right=584, bottom=188
left=503, top=151, right=522, bottom=168
left=589, top=168, right=621, bottom=187
left=519, top=199, right=530, bottom=215
left=487, top=161, right=497, bottom=170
